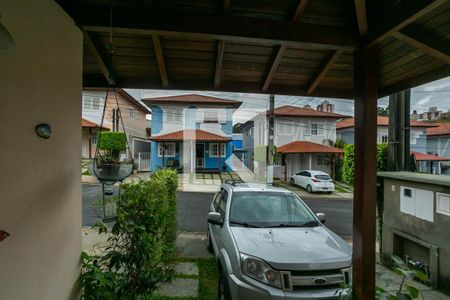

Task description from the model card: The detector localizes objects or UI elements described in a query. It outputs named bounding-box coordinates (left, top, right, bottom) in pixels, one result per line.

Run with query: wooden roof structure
left=54, top=1, right=450, bottom=298
left=56, top=0, right=450, bottom=99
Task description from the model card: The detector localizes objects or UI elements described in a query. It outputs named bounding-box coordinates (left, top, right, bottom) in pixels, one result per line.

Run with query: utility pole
left=267, top=94, right=275, bottom=183
left=388, top=89, right=411, bottom=171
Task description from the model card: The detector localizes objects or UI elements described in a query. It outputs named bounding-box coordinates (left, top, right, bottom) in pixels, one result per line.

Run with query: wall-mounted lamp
left=0, top=230, right=10, bottom=242
left=35, top=123, right=52, bottom=139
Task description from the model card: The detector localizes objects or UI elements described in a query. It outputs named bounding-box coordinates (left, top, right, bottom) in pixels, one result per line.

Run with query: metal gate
left=135, top=152, right=151, bottom=172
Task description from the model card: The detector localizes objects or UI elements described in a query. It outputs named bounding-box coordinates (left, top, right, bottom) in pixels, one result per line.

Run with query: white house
left=244, top=105, right=345, bottom=179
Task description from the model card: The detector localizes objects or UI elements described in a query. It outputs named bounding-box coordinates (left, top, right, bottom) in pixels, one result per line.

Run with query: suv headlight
left=240, top=253, right=281, bottom=288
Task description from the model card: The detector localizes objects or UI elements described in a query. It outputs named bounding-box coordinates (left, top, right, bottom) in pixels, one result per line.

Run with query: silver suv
left=207, top=183, right=352, bottom=300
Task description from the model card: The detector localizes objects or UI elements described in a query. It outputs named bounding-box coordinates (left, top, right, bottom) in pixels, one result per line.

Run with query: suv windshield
left=315, top=174, right=331, bottom=180
left=229, top=192, right=318, bottom=228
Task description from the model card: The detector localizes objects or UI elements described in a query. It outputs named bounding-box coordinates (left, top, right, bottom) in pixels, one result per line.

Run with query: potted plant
left=94, top=132, right=131, bottom=182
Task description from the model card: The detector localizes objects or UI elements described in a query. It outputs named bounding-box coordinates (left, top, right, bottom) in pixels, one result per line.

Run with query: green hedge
left=342, top=143, right=388, bottom=185
left=80, top=168, right=178, bottom=299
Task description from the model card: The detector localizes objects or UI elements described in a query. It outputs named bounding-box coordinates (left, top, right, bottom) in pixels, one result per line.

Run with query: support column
left=353, top=45, right=378, bottom=299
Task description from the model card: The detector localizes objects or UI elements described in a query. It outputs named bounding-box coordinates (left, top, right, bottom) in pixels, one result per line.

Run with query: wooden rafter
left=214, top=40, right=225, bottom=88
left=292, top=0, right=308, bottom=22
left=393, top=28, right=450, bottom=64
left=307, top=49, right=343, bottom=95
left=370, top=0, right=447, bottom=45
left=262, top=45, right=287, bottom=91
left=354, top=0, right=368, bottom=36
left=151, top=34, right=169, bottom=88
left=262, top=0, right=309, bottom=91
left=223, top=0, right=231, bottom=13
left=83, top=29, right=114, bottom=85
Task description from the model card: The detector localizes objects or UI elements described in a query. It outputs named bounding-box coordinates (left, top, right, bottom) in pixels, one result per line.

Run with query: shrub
left=97, top=132, right=127, bottom=163
left=80, top=168, right=178, bottom=299
left=341, top=143, right=389, bottom=185
left=342, top=144, right=355, bottom=185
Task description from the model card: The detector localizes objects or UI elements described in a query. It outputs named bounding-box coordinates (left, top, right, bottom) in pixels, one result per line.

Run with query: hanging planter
left=94, top=131, right=133, bottom=183
left=89, top=7, right=133, bottom=222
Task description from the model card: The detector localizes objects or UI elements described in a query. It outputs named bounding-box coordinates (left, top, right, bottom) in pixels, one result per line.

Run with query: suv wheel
left=207, top=229, right=213, bottom=253
left=218, top=269, right=232, bottom=300
left=290, top=178, right=295, bottom=185
left=306, top=185, right=313, bottom=193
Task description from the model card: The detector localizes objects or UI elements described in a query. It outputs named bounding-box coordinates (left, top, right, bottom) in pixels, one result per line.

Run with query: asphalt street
left=82, top=184, right=353, bottom=239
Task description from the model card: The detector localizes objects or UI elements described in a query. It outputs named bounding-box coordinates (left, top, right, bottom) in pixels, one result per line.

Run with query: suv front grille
left=281, top=268, right=351, bottom=291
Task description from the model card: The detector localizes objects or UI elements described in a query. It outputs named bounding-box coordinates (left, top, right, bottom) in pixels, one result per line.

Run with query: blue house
left=143, top=94, right=242, bottom=172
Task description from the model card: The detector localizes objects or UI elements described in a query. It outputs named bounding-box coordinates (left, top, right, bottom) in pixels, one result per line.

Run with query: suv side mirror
left=316, top=213, right=326, bottom=224
left=208, top=212, right=223, bottom=226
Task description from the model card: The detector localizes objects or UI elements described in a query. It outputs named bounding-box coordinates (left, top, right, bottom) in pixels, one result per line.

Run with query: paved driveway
left=82, top=184, right=353, bottom=238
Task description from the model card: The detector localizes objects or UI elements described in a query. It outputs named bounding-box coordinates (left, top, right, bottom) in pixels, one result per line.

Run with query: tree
left=377, top=107, right=389, bottom=116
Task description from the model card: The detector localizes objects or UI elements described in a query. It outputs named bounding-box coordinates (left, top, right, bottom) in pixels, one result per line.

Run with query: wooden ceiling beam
left=151, top=34, right=169, bottom=88
left=307, top=49, right=344, bottom=95
left=79, top=9, right=358, bottom=50
left=369, top=0, right=447, bottom=45
left=83, top=29, right=114, bottom=86
left=393, top=27, right=450, bottom=63
left=83, top=73, right=355, bottom=99
left=262, top=0, right=309, bottom=91
left=214, top=40, right=225, bottom=88
left=354, top=0, right=368, bottom=37
left=262, top=45, right=287, bottom=91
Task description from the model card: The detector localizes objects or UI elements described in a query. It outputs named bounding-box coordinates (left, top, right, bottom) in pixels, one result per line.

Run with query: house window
left=436, top=193, right=450, bottom=216
left=317, top=154, right=329, bottom=165
left=165, top=109, right=180, bottom=124
left=204, top=110, right=219, bottom=123
left=210, top=143, right=226, bottom=157
left=381, top=135, right=388, bottom=143
left=129, top=108, right=136, bottom=119
left=83, top=96, right=101, bottom=110
left=310, top=124, right=318, bottom=135
left=158, top=142, right=176, bottom=157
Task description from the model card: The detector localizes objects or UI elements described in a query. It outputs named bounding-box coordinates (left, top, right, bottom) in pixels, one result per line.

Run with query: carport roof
left=56, top=0, right=450, bottom=99
left=411, top=151, right=450, bottom=161
left=278, top=141, right=344, bottom=154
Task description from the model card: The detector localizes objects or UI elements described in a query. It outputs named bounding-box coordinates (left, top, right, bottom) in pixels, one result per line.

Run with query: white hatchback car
left=290, top=170, right=334, bottom=193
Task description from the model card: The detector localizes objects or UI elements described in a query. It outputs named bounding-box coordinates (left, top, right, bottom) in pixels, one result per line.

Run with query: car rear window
left=315, top=175, right=331, bottom=180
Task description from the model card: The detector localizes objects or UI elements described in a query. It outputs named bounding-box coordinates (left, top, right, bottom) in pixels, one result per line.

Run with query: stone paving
left=157, top=262, right=200, bottom=298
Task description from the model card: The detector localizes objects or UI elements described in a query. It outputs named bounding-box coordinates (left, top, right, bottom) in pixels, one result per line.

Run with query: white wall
left=0, top=1, right=82, bottom=299
left=253, top=114, right=337, bottom=147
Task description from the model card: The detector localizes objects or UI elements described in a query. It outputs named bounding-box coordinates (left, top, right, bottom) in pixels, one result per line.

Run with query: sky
left=126, top=77, right=450, bottom=124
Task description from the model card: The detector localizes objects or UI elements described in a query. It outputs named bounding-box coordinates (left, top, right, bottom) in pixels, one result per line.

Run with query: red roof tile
left=81, top=118, right=109, bottom=130
left=336, top=116, right=436, bottom=129
left=142, top=94, right=242, bottom=108
left=427, top=123, right=450, bottom=136
left=150, top=129, right=231, bottom=142
left=411, top=151, right=450, bottom=161
left=278, top=141, right=344, bottom=154
left=273, top=105, right=345, bottom=118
